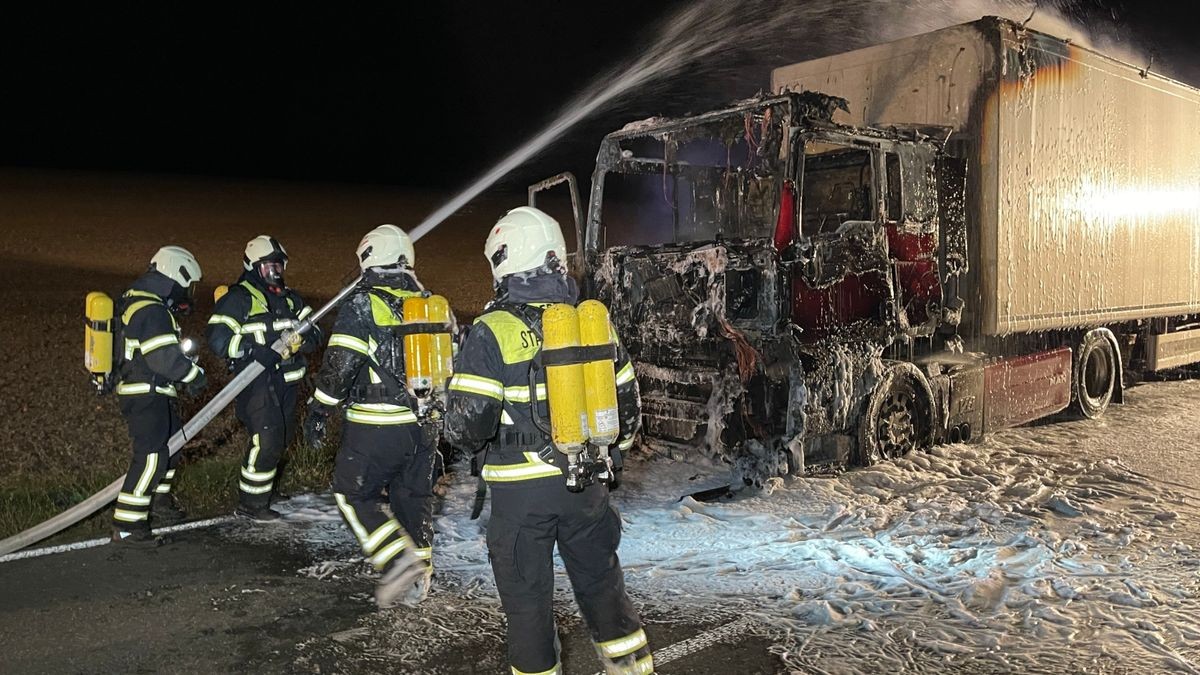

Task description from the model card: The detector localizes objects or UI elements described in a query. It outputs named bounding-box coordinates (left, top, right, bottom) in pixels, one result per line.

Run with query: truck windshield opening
left=599, top=106, right=788, bottom=248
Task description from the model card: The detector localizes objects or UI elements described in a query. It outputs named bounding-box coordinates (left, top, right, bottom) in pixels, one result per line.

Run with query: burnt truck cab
left=533, top=92, right=981, bottom=484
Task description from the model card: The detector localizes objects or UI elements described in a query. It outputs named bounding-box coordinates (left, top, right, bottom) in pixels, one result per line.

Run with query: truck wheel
left=1074, top=329, right=1119, bottom=419
left=857, top=365, right=932, bottom=466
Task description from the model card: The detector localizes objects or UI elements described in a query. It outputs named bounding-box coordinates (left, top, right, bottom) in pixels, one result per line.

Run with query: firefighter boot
left=152, top=493, right=188, bottom=527
left=235, top=504, right=283, bottom=522
left=375, top=549, right=429, bottom=609
left=399, top=563, right=433, bottom=607
left=597, top=652, right=655, bottom=675
left=111, top=527, right=162, bottom=549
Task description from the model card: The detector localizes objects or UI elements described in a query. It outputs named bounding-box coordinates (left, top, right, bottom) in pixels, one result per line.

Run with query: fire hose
left=0, top=275, right=364, bottom=556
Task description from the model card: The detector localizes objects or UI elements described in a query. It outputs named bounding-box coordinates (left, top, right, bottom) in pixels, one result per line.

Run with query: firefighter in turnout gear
left=445, top=207, right=652, bottom=675
left=206, top=235, right=321, bottom=520
left=303, top=224, right=447, bottom=608
left=112, top=246, right=207, bottom=545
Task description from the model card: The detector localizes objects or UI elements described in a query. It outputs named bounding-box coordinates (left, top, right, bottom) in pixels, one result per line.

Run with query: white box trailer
left=772, top=16, right=1200, bottom=336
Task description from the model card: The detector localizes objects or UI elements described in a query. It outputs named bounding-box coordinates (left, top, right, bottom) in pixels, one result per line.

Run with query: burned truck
left=532, top=17, right=1200, bottom=484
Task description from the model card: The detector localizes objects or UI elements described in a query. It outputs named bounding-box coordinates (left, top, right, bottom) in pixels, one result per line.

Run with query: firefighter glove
left=303, top=403, right=330, bottom=449
left=285, top=330, right=304, bottom=357
left=249, top=342, right=283, bottom=367
left=184, top=368, right=207, bottom=398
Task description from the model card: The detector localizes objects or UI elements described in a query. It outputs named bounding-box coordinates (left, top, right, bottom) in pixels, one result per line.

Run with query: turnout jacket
left=445, top=293, right=640, bottom=487
left=115, top=272, right=203, bottom=397
left=311, top=271, right=442, bottom=425
left=206, top=273, right=318, bottom=384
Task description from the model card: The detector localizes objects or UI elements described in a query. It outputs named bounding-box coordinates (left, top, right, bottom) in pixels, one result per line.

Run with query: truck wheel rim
left=878, top=388, right=916, bottom=458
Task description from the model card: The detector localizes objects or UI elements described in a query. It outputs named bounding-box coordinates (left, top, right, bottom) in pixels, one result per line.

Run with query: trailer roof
left=603, top=94, right=795, bottom=142
left=602, top=91, right=944, bottom=149
left=997, top=15, right=1200, bottom=95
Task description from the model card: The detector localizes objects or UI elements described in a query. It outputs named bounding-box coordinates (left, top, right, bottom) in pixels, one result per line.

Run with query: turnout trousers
left=332, top=419, right=436, bottom=571
left=113, top=394, right=182, bottom=531
left=234, top=369, right=298, bottom=508
left=487, top=480, right=653, bottom=675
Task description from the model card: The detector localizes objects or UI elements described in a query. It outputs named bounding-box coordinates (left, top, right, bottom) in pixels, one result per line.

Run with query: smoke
left=409, top=0, right=1150, bottom=244
left=863, top=0, right=1147, bottom=68
left=664, top=0, right=1151, bottom=102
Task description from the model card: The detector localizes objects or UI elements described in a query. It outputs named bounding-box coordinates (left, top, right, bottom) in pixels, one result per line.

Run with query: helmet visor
left=256, top=260, right=286, bottom=287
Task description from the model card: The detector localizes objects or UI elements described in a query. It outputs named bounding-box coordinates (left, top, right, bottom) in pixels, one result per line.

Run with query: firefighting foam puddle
left=237, top=380, right=1200, bottom=672
left=624, top=454, right=1200, bottom=672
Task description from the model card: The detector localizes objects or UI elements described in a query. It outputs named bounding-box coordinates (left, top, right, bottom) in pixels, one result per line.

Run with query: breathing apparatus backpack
left=84, top=291, right=118, bottom=394
left=400, top=294, right=454, bottom=399
left=536, top=299, right=621, bottom=492
left=469, top=298, right=622, bottom=519
left=365, top=289, right=454, bottom=417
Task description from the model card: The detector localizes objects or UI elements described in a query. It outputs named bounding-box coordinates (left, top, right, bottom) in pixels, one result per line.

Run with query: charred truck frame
left=531, top=17, right=1200, bottom=485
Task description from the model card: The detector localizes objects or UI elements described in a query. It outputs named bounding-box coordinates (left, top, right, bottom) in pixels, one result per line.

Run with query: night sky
left=2, top=1, right=1196, bottom=189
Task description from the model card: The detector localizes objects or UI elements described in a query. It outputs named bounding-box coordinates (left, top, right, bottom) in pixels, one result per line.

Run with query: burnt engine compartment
left=593, top=238, right=903, bottom=485
left=594, top=241, right=807, bottom=482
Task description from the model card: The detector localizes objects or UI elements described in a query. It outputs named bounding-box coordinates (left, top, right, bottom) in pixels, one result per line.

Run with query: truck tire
left=857, top=364, right=933, bottom=466
left=1074, top=329, right=1119, bottom=419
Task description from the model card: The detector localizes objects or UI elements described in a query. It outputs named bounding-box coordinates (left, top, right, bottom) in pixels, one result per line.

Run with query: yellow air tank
left=84, top=291, right=114, bottom=389
left=427, top=295, right=453, bottom=391
left=542, top=303, right=589, bottom=454
left=577, top=300, right=619, bottom=446
left=403, top=296, right=432, bottom=397
left=214, top=285, right=229, bottom=303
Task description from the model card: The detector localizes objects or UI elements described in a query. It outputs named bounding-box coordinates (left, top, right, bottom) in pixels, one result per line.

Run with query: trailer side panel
left=992, top=27, right=1200, bottom=333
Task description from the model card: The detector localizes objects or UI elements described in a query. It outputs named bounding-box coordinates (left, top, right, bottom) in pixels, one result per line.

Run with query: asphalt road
left=6, top=378, right=1200, bottom=674
left=0, top=523, right=782, bottom=674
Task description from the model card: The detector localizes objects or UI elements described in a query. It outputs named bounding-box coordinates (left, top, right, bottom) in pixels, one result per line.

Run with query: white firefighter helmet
left=484, top=206, right=566, bottom=283
left=150, top=245, right=202, bottom=288
left=356, top=224, right=415, bottom=270
left=243, top=235, right=288, bottom=270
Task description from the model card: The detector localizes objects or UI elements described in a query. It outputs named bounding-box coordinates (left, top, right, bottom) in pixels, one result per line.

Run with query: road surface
left=4, top=378, right=1200, bottom=674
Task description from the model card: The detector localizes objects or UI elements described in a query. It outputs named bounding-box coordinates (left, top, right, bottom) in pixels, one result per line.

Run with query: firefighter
left=112, top=245, right=207, bottom=546
left=206, top=235, right=320, bottom=520
left=302, top=224, right=442, bottom=608
left=445, top=206, right=652, bottom=675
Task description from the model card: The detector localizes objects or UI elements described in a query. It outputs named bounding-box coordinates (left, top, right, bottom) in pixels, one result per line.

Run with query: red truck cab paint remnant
left=772, top=180, right=796, bottom=251
left=791, top=270, right=889, bottom=340
left=885, top=224, right=940, bottom=328
left=983, top=348, right=1073, bottom=431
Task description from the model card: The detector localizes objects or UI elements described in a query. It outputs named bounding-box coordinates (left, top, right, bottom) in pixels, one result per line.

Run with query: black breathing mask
left=256, top=260, right=286, bottom=290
